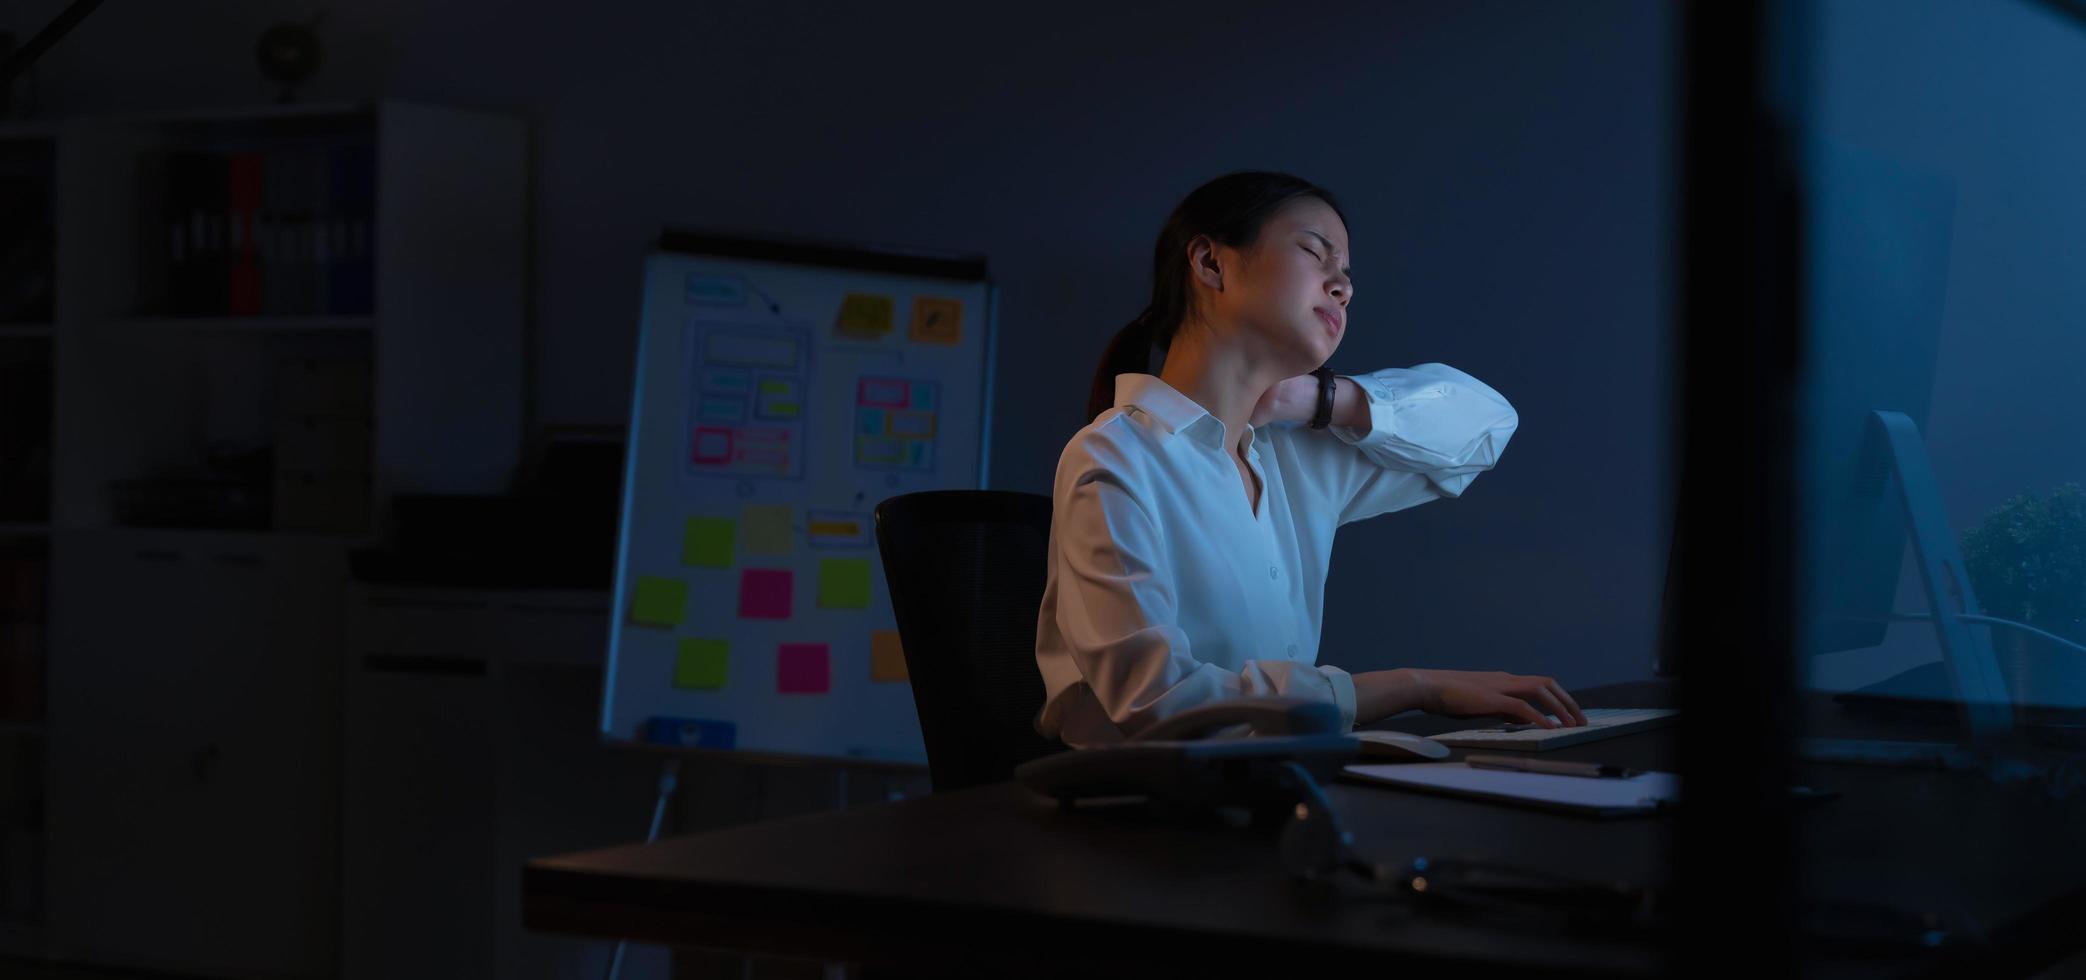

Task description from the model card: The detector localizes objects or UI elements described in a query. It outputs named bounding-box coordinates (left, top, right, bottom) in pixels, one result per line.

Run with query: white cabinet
left=47, top=529, right=346, bottom=978
left=29, top=99, right=525, bottom=974
left=342, top=586, right=660, bottom=980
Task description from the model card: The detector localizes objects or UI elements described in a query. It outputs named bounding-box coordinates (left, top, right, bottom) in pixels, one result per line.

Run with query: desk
left=523, top=681, right=2086, bottom=978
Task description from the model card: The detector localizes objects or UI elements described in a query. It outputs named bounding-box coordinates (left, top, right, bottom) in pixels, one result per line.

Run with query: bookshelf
left=2, top=100, right=525, bottom=978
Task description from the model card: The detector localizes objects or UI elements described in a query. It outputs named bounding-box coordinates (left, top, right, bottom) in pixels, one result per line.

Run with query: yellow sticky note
left=681, top=516, right=734, bottom=568
left=629, top=576, right=688, bottom=628
left=835, top=294, right=895, bottom=339
left=817, top=558, right=873, bottom=610
left=871, top=629, right=908, bottom=682
left=674, top=638, right=729, bottom=690
left=742, top=504, right=794, bottom=555
left=909, top=297, right=964, bottom=345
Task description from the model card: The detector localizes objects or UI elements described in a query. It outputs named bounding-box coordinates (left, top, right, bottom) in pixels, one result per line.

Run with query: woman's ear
left=1187, top=235, right=1224, bottom=292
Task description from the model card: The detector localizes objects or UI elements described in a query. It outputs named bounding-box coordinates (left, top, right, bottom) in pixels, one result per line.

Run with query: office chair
left=874, top=490, right=1067, bottom=791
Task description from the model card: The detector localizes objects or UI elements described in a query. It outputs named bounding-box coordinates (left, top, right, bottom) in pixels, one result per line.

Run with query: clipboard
left=1341, top=762, right=1680, bottom=817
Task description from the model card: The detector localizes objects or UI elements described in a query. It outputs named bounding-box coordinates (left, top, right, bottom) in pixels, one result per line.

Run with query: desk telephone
left=1014, top=697, right=1364, bottom=827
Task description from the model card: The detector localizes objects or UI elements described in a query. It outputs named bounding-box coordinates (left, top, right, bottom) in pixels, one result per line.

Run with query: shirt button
left=1269, top=566, right=1279, bottom=580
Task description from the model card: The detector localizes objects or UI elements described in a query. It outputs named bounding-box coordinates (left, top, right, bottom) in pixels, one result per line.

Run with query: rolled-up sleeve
left=1048, top=445, right=1358, bottom=738
left=1311, top=362, right=1519, bottom=525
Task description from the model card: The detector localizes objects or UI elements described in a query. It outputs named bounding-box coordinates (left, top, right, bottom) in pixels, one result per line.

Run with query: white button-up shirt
left=1033, top=364, right=1519, bottom=747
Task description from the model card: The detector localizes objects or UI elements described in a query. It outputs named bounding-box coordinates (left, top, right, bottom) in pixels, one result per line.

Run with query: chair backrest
left=874, top=489, right=1066, bottom=791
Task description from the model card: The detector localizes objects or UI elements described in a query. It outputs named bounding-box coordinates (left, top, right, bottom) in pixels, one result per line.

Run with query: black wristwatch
left=1308, top=367, right=1338, bottom=430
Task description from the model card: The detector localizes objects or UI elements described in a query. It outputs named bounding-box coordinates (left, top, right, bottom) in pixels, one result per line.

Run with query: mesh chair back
left=874, top=490, right=1066, bottom=790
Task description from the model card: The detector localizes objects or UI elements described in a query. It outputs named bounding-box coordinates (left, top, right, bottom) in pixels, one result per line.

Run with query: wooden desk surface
left=523, top=680, right=2086, bottom=978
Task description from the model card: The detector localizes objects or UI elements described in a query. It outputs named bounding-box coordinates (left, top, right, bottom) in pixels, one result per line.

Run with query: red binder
left=227, top=151, right=263, bottom=315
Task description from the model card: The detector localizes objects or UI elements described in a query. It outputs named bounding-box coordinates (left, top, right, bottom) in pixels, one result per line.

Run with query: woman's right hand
left=1410, top=668, right=1588, bottom=728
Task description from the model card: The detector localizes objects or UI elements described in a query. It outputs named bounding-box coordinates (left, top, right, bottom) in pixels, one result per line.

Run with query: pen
left=1464, top=754, right=1641, bottom=779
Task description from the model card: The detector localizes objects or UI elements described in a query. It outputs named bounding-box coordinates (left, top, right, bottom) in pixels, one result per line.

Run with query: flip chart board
left=600, top=234, right=995, bottom=765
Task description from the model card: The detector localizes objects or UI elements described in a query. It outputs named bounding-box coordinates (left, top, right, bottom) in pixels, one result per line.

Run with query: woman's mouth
left=1315, top=307, right=1343, bottom=338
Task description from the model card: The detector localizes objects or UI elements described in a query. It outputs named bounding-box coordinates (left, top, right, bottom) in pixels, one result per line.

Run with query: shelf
left=110, top=315, right=374, bottom=333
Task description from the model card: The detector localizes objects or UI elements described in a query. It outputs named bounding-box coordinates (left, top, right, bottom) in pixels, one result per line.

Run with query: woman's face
left=1200, top=197, right=1353, bottom=375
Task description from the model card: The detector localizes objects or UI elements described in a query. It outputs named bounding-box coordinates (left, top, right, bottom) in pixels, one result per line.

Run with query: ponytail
left=1084, top=308, right=1157, bottom=422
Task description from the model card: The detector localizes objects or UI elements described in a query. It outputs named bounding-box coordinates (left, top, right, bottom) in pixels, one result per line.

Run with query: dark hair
left=1085, top=170, right=1347, bottom=422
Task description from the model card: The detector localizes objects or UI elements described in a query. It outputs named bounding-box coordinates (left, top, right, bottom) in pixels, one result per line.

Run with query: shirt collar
left=1113, top=373, right=1258, bottom=455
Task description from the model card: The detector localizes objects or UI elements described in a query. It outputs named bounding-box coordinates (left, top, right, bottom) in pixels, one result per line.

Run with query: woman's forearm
left=1351, top=668, right=1430, bottom=724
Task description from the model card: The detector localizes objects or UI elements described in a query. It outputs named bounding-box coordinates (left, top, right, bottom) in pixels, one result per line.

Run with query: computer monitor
left=1656, top=139, right=2019, bottom=745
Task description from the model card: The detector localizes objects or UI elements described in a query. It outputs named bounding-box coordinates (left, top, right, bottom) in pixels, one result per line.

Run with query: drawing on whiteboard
left=854, top=375, right=939, bottom=472
left=686, top=274, right=782, bottom=315
left=685, top=320, right=811, bottom=480
left=805, top=510, right=871, bottom=549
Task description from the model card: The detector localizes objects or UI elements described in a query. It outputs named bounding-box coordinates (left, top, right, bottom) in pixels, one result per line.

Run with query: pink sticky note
left=738, top=568, right=793, bottom=619
left=777, top=643, right=830, bottom=694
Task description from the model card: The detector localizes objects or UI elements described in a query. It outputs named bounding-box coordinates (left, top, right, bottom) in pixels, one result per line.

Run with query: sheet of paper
left=738, top=568, right=793, bottom=619
left=909, top=296, right=964, bottom=345
left=835, top=293, right=895, bottom=339
left=1342, top=763, right=1679, bottom=815
left=673, top=638, right=729, bottom=690
left=681, top=516, right=735, bottom=568
left=777, top=642, right=831, bottom=693
left=870, top=629, right=907, bottom=682
left=818, top=558, right=873, bottom=609
left=629, top=576, right=688, bottom=628
left=742, top=504, right=795, bottom=555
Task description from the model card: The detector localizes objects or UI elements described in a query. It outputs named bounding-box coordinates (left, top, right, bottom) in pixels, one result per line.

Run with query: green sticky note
left=629, top=576, right=688, bottom=627
left=817, top=558, right=873, bottom=610
left=681, top=516, right=734, bottom=568
left=743, top=504, right=794, bottom=555
left=673, top=638, right=729, bottom=690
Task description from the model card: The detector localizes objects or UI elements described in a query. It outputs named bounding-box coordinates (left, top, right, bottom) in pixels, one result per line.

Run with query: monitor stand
left=1836, top=659, right=2086, bottom=731
left=1800, top=410, right=2016, bottom=766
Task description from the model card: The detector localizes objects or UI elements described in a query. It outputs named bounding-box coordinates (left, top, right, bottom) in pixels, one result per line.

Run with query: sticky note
left=673, top=638, right=729, bottom=690
left=871, top=629, right=908, bottom=682
left=738, top=568, right=793, bottom=619
left=629, top=576, right=688, bottom=627
left=835, top=294, right=895, bottom=339
left=681, top=517, right=735, bottom=568
left=818, top=558, right=873, bottom=610
left=742, top=504, right=794, bottom=555
left=778, top=643, right=831, bottom=693
left=909, top=297, right=964, bottom=345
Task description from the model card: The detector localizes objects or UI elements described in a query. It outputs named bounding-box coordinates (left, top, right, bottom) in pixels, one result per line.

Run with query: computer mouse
left=1348, top=730, right=1453, bottom=761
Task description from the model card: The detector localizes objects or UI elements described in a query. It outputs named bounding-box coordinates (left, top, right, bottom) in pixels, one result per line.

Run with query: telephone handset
left=1130, top=696, right=1345, bottom=742
left=1014, top=696, right=1361, bottom=824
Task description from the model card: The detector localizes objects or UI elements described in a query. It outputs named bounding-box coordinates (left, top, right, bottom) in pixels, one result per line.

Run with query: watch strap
left=1308, top=367, right=1337, bottom=430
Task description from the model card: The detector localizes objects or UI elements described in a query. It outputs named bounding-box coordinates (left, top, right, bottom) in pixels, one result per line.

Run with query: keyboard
left=1427, top=708, right=1678, bottom=751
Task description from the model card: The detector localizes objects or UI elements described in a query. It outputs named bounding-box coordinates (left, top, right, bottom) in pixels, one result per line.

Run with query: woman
left=1033, top=171, right=1587, bottom=747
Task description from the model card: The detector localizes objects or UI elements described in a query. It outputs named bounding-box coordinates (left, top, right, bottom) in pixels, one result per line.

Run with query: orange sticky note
left=909, top=297, right=964, bottom=345
left=870, top=629, right=908, bottom=682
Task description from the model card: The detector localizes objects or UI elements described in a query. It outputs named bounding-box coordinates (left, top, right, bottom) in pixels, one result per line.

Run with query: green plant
left=1961, top=483, right=2086, bottom=645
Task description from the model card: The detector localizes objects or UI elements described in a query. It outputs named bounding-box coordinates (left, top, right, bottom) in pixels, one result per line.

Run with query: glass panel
left=1795, top=0, right=2086, bottom=969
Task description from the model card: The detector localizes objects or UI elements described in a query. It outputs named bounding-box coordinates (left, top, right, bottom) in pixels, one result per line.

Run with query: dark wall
left=15, top=0, right=1677, bottom=689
